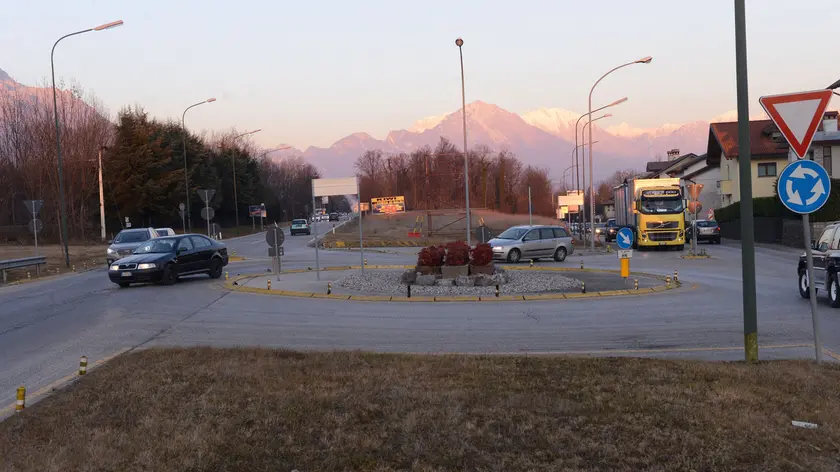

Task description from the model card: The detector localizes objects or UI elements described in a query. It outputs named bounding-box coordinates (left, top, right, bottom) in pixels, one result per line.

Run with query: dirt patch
left=0, top=244, right=107, bottom=282
left=2, top=348, right=840, bottom=471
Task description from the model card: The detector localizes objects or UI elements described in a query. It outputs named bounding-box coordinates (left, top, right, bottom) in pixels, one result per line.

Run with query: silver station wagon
left=488, top=225, right=574, bottom=263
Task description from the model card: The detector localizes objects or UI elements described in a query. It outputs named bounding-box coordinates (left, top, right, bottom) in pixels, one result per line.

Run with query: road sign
left=617, top=249, right=632, bottom=259
left=24, top=200, right=43, bottom=217
left=200, top=207, right=215, bottom=220
left=27, top=219, right=43, bottom=234
left=211, top=223, right=221, bottom=236
left=268, top=246, right=284, bottom=257
left=616, top=227, right=634, bottom=250
left=707, top=208, right=715, bottom=220
left=265, top=227, right=285, bottom=247
left=777, top=160, right=831, bottom=214
left=759, top=89, right=832, bottom=159
left=197, top=189, right=216, bottom=203
left=178, top=202, right=185, bottom=211
left=475, top=225, right=491, bottom=243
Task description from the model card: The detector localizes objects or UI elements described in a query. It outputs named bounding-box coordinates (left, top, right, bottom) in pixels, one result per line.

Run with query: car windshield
left=293, top=219, right=307, bottom=225
left=640, top=197, right=684, bottom=214
left=113, top=231, right=150, bottom=244
left=697, top=221, right=718, bottom=228
left=607, top=220, right=617, bottom=227
left=133, top=238, right=178, bottom=254
left=497, top=228, right=528, bottom=240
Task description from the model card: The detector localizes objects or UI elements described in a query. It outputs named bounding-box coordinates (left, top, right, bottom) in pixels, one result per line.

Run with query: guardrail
left=0, top=256, right=47, bottom=283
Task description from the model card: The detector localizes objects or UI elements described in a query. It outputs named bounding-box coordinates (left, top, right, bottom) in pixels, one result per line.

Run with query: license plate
left=121, top=272, right=131, bottom=277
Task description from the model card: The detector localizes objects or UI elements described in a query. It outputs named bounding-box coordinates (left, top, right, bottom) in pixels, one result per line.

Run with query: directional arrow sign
left=759, top=89, right=832, bottom=159
left=777, top=159, right=831, bottom=214
left=616, top=227, right=634, bottom=250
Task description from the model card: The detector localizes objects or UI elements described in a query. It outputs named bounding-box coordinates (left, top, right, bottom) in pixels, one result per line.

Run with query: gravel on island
left=336, top=270, right=581, bottom=296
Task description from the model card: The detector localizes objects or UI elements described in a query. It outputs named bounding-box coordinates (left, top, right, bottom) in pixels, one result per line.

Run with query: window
left=522, top=230, right=539, bottom=241
left=539, top=228, right=554, bottom=239
left=177, top=238, right=194, bottom=252
left=817, top=227, right=835, bottom=252
left=757, top=162, right=777, bottom=177
left=831, top=226, right=840, bottom=250
left=553, top=228, right=570, bottom=238
left=190, top=236, right=212, bottom=248
left=824, top=147, right=833, bottom=177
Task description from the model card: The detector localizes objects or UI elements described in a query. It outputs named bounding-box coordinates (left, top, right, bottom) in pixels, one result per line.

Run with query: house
left=707, top=119, right=789, bottom=207
left=643, top=151, right=720, bottom=216
left=809, top=111, right=840, bottom=176
left=644, top=161, right=671, bottom=178
left=602, top=201, right=615, bottom=220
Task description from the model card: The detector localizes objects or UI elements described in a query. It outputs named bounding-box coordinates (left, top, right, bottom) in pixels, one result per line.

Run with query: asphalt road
left=2, top=225, right=839, bottom=413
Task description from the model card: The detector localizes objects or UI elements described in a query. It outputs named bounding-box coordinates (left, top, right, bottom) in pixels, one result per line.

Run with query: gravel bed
left=336, top=270, right=581, bottom=296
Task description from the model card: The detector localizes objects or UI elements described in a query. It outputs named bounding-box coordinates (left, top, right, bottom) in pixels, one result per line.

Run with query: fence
left=719, top=217, right=832, bottom=247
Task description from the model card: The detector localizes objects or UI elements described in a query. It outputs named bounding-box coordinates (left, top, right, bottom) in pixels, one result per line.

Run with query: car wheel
left=507, top=248, right=522, bottom=263
left=117, top=282, right=130, bottom=288
left=799, top=270, right=812, bottom=299
left=209, top=258, right=223, bottom=279
left=160, top=264, right=178, bottom=286
left=553, top=247, right=567, bottom=262
left=830, top=275, right=840, bottom=308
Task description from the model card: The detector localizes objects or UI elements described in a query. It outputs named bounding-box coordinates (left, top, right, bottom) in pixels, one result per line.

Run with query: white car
left=155, top=227, right=176, bottom=236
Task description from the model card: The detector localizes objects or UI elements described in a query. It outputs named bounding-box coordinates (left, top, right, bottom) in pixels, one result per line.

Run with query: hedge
left=715, top=178, right=840, bottom=223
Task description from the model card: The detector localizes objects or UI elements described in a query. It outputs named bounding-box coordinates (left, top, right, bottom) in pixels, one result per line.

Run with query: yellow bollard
left=79, top=356, right=88, bottom=376
left=26, top=272, right=31, bottom=280
left=267, top=280, right=271, bottom=290
left=666, top=275, right=671, bottom=287
left=72, top=265, right=76, bottom=272
left=327, top=282, right=332, bottom=295
left=83, top=262, right=87, bottom=270
left=581, top=282, right=586, bottom=294
left=364, top=258, right=368, bottom=266
left=225, top=271, right=229, bottom=281
left=529, top=259, right=534, bottom=267
left=674, top=270, right=679, bottom=284
left=634, top=279, right=639, bottom=290
left=580, top=260, right=584, bottom=270
left=56, top=268, right=60, bottom=275
left=495, top=285, right=500, bottom=297
left=15, top=386, right=25, bottom=412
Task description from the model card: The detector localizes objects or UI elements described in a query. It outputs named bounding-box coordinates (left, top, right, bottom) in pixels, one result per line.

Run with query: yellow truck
left=613, top=177, right=686, bottom=250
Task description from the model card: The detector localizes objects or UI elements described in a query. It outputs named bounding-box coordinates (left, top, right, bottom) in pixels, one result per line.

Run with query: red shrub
left=418, top=245, right=444, bottom=267
left=470, top=243, right=493, bottom=266
left=444, top=241, right=471, bottom=266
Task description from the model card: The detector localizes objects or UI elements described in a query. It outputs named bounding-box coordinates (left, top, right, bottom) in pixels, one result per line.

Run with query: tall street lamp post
left=580, top=114, right=612, bottom=239
left=456, top=37, right=471, bottom=245
left=51, top=19, right=123, bottom=267
left=588, top=56, right=652, bottom=250
left=226, top=129, right=261, bottom=229
left=568, top=141, right=598, bottom=233
left=182, top=98, right=217, bottom=231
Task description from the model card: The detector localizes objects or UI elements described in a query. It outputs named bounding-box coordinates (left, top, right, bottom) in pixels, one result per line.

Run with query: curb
left=223, top=265, right=682, bottom=302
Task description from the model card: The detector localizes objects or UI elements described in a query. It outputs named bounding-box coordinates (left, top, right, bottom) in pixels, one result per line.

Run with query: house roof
left=645, top=161, right=671, bottom=173
left=665, top=153, right=706, bottom=175
left=706, top=119, right=789, bottom=166
left=643, top=152, right=700, bottom=178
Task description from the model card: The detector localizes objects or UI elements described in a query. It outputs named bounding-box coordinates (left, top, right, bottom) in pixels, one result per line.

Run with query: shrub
left=444, top=241, right=471, bottom=266
left=470, top=243, right=493, bottom=266
left=417, top=245, right=444, bottom=267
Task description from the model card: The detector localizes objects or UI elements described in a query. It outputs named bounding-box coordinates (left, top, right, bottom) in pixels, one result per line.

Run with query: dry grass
left=0, top=244, right=107, bottom=282
left=1, top=349, right=840, bottom=471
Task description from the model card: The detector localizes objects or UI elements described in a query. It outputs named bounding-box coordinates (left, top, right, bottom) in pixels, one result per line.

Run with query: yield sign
left=759, top=89, right=832, bottom=159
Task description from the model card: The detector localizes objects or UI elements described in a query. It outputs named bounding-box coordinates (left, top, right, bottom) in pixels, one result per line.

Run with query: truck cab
left=613, top=178, right=686, bottom=250
left=799, top=222, right=840, bottom=307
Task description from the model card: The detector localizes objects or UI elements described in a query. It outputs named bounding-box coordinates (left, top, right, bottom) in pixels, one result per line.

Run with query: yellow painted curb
left=633, top=287, right=654, bottom=294
left=598, top=289, right=632, bottom=297
left=682, top=255, right=712, bottom=259
left=480, top=295, right=524, bottom=301
left=391, top=296, right=436, bottom=302
left=522, top=293, right=566, bottom=300
left=437, top=295, right=481, bottom=302
left=563, top=292, right=598, bottom=299
left=228, top=256, right=246, bottom=262
left=350, top=295, right=393, bottom=301
left=312, top=293, right=351, bottom=300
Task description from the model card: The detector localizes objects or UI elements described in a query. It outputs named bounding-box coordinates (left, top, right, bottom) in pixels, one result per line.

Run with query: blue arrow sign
left=777, top=160, right=831, bottom=215
left=616, top=227, right=634, bottom=250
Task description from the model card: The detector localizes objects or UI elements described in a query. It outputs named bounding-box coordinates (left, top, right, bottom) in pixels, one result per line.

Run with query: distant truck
left=613, top=177, right=686, bottom=250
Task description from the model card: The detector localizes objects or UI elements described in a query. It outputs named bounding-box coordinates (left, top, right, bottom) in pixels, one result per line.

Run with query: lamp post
left=51, top=20, right=123, bottom=267
left=580, top=114, right=612, bottom=240
left=588, top=57, right=652, bottom=250
left=569, top=141, right=598, bottom=234
left=97, top=146, right=107, bottom=242
left=456, top=37, right=471, bottom=245
left=226, top=129, right=261, bottom=229
left=182, top=97, right=217, bottom=231
left=573, top=98, right=626, bottom=241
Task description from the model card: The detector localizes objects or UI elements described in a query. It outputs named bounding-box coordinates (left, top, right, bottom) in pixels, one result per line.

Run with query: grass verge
left=1, top=349, right=839, bottom=471
left=0, top=244, right=106, bottom=282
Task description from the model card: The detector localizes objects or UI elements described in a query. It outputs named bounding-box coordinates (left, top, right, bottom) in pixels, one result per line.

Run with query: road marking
left=427, top=343, right=814, bottom=357
left=822, top=348, right=840, bottom=361
left=1, top=347, right=131, bottom=418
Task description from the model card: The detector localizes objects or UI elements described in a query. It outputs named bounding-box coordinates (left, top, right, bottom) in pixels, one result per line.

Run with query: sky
left=3, top=0, right=840, bottom=150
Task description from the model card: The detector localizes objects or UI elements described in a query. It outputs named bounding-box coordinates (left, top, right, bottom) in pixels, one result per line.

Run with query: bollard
left=15, top=386, right=25, bottom=412
left=83, top=262, right=87, bottom=270
left=407, top=284, right=411, bottom=298
left=327, top=282, right=332, bottom=294
left=56, top=268, right=60, bottom=275
left=72, top=265, right=76, bottom=272
left=529, top=259, right=534, bottom=267
left=674, top=270, right=679, bottom=284
left=495, top=284, right=500, bottom=297
left=225, top=271, right=229, bottom=281
left=580, top=260, right=584, bottom=270
left=364, top=258, right=368, bottom=266
left=634, top=279, right=639, bottom=290
left=233, top=251, right=237, bottom=257
left=267, top=280, right=272, bottom=290
left=307, top=266, right=312, bottom=271
left=665, top=275, right=671, bottom=287
left=581, top=282, right=586, bottom=294
left=79, top=356, right=88, bottom=376
left=27, top=272, right=31, bottom=280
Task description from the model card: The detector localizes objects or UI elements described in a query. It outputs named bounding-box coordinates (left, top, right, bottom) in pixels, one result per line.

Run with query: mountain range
left=0, top=66, right=755, bottom=183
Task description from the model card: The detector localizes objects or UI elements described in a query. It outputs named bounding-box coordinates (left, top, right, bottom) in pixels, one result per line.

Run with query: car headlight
left=596, top=229, right=601, bottom=233
left=107, top=248, right=116, bottom=255
left=109, top=264, right=119, bottom=271
left=137, top=263, right=157, bottom=270
left=492, top=246, right=503, bottom=251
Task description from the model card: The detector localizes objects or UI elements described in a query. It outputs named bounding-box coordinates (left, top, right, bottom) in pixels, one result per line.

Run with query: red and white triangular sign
left=759, top=89, right=833, bottom=159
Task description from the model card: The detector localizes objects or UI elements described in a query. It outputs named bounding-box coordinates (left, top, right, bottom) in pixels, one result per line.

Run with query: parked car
left=106, top=228, right=159, bottom=264
left=593, top=223, right=607, bottom=238
left=604, top=219, right=619, bottom=242
left=108, top=234, right=228, bottom=288
left=798, top=222, right=840, bottom=307
left=687, top=219, right=721, bottom=244
left=290, top=218, right=311, bottom=235
left=329, top=212, right=339, bottom=222
left=488, top=225, right=574, bottom=263
left=155, top=227, right=176, bottom=236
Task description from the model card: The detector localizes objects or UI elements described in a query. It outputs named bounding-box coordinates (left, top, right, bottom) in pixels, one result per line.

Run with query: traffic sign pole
left=311, top=181, right=320, bottom=280
left=802, top=214, right=823, bottom=363
left=735, top=0, right=758, bottom=363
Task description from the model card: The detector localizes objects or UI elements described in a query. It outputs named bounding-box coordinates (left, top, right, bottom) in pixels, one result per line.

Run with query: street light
left=588, top=57, right=651, bottom=250
left=456, top=37, right=471, bottom=245
left=182, top=97, right=217, bottom=231
left=580, top=114, right=612, bottom=240
left=224, top=129, right=261, bottom=229
left=51, top=19, right=124, bottom=267
left=573, top=98, right=626, bottom=241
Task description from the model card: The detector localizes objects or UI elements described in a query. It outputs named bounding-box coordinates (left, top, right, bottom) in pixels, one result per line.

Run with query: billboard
left=313, top=177, right=357, bottom=197
left=558, top=193, right=583, bottom=213
left=371, top=196, right=406, bottom=214
left=248, top=205, right=262, bottom=217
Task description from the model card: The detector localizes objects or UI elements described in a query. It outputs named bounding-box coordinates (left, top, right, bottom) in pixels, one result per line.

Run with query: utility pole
left=98, top=146, right=106, bottom=242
